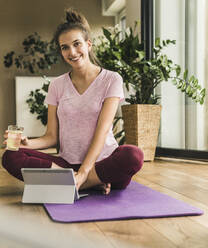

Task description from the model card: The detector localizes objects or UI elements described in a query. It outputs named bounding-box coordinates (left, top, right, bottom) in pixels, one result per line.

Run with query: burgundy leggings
left=2, top=145, right=143, bottom=189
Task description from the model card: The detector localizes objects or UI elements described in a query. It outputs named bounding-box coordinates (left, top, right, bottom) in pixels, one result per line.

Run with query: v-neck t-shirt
left=45, top=68, right=124, bottom=164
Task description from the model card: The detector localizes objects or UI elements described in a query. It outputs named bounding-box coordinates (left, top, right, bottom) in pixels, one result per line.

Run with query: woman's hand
left=3, top=130, right=29, bottom=148
left=2, top=130, right=8, bottom=146
left=74, top=170, right=88, bottom=191
left=74, top=168, right=111, bottom=195
left=19, top=135, right=29, bottom=147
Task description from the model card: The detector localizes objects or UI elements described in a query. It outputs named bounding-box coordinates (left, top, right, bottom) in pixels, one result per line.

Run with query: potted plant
left=95, top=24, right=206, bottom=161
left=4, top=32, right=61, bottom=126
left=4, top=32, right=59, bottom=74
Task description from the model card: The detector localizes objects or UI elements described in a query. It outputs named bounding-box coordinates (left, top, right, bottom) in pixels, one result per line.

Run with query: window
left=116, top=8, right=126, bottom=40
left=155, top=0, right=208, bottom=152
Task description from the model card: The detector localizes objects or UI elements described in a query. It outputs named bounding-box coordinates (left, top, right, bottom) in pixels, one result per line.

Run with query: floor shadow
left=0, top=186, right=23, bottom=196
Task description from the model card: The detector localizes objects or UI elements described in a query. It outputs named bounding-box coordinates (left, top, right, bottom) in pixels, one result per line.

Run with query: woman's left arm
left=75, top=97, right=120, bottom=189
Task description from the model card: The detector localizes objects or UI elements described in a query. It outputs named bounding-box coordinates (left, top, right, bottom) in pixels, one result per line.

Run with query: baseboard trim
left=155, top=147, right=208, bottom=162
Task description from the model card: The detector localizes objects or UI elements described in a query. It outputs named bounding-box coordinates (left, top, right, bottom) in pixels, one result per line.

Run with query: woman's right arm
left=21, top=104, right=58, bottom=150
left=2, top=104, right=59, bottom=150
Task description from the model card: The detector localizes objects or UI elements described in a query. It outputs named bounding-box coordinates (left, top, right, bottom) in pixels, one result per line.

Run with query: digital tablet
left=21, top=168, right=88, bottom=204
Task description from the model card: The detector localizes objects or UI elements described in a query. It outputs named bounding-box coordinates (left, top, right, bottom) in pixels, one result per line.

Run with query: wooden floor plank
left=144, top=217, right=208, bottom=248
left=95, top=220, right=176, bottom=248
left=136, top=177, right=208, bottom=229
left=153, top=160, right=208, bottom=179
left=138, top=162, right=208, bottom=205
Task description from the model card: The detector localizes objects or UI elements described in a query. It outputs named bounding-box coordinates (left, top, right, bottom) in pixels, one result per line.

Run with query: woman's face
left=59, top=29, right=92, bottom=69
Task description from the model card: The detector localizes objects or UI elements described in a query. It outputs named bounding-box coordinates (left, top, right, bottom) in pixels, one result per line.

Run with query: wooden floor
left=1, top=149, right=208, bottom=248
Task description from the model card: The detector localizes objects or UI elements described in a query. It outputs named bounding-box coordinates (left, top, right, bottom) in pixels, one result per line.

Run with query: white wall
left=102, top=0, right=126, bottom=16
left=102, top=0, right=141, bottom=28
left=15, top=77, right=55, bottom=137
left=126, top=0, right=141, bottom=28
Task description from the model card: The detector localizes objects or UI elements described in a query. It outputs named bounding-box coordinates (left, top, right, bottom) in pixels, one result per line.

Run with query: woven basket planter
left=121, top=104, right=162, bottom=161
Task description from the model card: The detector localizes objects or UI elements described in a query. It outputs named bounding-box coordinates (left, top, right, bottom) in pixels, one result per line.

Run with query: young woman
left=2, top=8, right=144, bottom=194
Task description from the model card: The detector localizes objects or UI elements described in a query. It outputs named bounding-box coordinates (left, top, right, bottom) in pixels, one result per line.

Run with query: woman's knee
left=2, top=150, right=25, bottom=180
left=117, top=145, right=144, bottom=174
left=111, top=178, right=131, bottom=190
left=2, top=150, right=15, bottom=170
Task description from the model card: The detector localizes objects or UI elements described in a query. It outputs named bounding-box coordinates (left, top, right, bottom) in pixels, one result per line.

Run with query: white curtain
left=155, top=0, right=208, bottom=151
left=185, top=0, right=207, bottom=150
left=155, top=0, right=186, bottom=149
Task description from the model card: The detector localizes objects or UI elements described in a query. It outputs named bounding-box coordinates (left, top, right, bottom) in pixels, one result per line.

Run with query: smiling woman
left=2, top=7, right=144, bottom=195
left=54, top=8, right=99, bottom=67
left=58, top=30, right=97, bottom=83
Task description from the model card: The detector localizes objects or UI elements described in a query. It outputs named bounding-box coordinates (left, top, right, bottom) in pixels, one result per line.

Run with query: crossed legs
left=2, top=145, right=144, bottom=190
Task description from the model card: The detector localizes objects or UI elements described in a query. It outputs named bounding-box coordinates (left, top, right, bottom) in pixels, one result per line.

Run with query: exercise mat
left=44, top=181, right=203, bottom=223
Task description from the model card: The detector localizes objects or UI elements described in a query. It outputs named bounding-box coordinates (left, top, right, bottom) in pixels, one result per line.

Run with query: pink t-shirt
left=45, top=68, right=124, bottom=164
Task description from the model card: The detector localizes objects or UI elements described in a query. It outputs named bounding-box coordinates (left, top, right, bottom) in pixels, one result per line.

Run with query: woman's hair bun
left=65, top=8, right=90, bottom=31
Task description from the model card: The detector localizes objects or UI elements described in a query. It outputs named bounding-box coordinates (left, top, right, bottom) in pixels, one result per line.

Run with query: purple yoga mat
left=44, top=181, right=203, bottom=223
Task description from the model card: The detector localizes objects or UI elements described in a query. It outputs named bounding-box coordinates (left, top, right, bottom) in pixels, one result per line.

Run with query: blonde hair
left=54, top=8, right=100, bottom=65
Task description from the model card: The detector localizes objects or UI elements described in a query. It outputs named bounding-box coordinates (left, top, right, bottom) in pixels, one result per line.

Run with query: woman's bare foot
left=92, top=183, right=111, bottom=195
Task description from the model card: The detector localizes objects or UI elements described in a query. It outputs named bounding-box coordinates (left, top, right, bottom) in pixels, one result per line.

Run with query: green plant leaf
left=118, top=135, right=125, bottom=145
left=172, top=79, right=177, bottom=85
left=189, top=75, right=195, bottom=83
left=192, top=91, right=197, bottom=99
left=176, top=66, right=181, bottom=77
left=102, top=28, right=112, bottom=42
left=200, top=88, right=206, bottom=97
left=162, top=55, right=168, bottom=67
left=155, top=38, right=160, bottom=47
left=143, top=64, right=149, bottom=73
left=200, top=98, right=204, bottom=104
left=114, top=129, right=124, bottom=139
left=183, top=69, right=188, bottom=80
left=113, top=116, right=122, bottom=128
left=181, top=82, right=187, bottom=92
left=136, top=50, right=145, bottom=60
